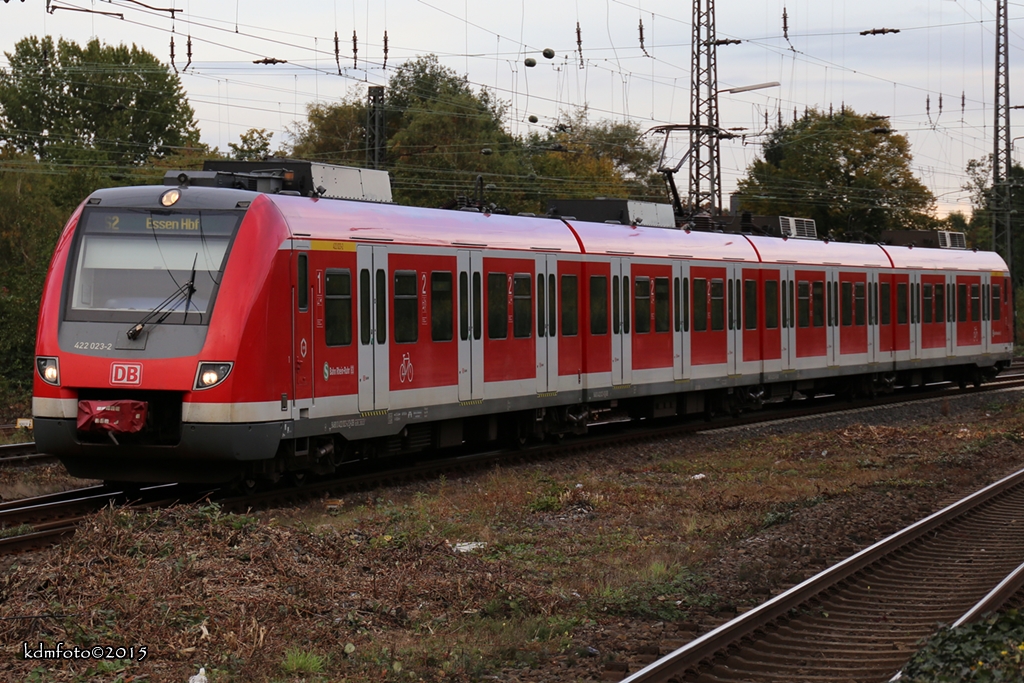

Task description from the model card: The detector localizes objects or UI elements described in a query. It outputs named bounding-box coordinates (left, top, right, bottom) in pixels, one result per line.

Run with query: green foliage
left=0, top=36, right=201, bottom=167
left=590, top=564, right=717, bottom=620
left=288, top=55, right=663, bottom=212
left=735, top=107, right=934, bottom=240
left=228, top=128, right=275, bottom=161
left=900, top=610, right=1024, bottom=682
left=280, top=647, right=327, bottom=674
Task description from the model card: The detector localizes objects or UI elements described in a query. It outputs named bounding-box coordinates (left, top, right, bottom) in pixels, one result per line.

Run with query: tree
left=735, top=107, right=935, bottom=240
left=228, top=128, right=276, bottom=161
left=0, top=36, right=201, bottom=168
left=290, top=56, right=666, bottom=212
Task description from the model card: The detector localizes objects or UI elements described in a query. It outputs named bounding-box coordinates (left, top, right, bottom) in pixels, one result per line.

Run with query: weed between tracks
left=3, top=396, right=1024, bottom=681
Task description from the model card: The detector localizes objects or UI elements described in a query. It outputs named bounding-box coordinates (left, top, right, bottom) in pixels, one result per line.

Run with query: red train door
left=892, top=273, right=911, bottom=362
left=794, top=269, right=827, bottom=360
left=737, top=266, right=762, bottom=375
left=919, top=274, right=946, bottom=351
left=292, top=250, right=313, bottom=418
left=673, top=262, right=689, bottom=381
left=356, top=244, right=389, bottom=412
left=992, top=275, right=1013, bottom=346
left=759, top=268, right=783, bottom=376
left=457, top=250, right=484, bottom=402
left=956, top=275, right=982, bottom=347
left=838, top=271, right=868, bottom=357
left=689, top=265, right=729, bottom=372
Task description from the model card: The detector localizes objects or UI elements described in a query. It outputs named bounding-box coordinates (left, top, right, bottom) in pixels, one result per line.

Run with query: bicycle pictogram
left=399, top=353, right=414, bottom=383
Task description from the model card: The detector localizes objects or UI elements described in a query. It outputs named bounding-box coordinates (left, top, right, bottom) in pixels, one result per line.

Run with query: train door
left=956, top=275, right=982, bottom=348
left=610, top=257, right=633, bottom=386
left=292, top=250, right=313, bottom=419
left=760, top=268, right=783, bottom=378
left=734, top=266, right=761, bottom=377
left=793, top=269, right=827, bottom=365
left=877, top=273, right=894, bottom=363
left=866, top=271, right=878, bottom=364
left=779, top=267, right=795, bottom=371
left=981, top=274, right=991, bottom=355
left=535, top=254, right=559, bottom=393
left=457, top=250, right=484, bottom=402
left=909, top=272, right=921, bottom=359
left=673, top=262, right=690, bottom=381
left=825, top=268, right=840, bottom=367
left=946, top=280, right=956, bottom=357
left=356, top=244, right=389, bottom=412
left=892, top=273, right=911, bottom=363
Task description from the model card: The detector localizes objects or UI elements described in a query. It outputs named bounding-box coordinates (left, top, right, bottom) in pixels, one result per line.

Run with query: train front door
left=356, top=244, right=390, bottom=413
left=292, top=249, right=313, bottom=419
left=457, top=251, right=484, bottom=402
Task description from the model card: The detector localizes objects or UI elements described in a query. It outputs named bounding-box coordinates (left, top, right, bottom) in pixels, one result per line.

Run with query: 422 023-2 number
left=73, top=341, right=113, bottom=351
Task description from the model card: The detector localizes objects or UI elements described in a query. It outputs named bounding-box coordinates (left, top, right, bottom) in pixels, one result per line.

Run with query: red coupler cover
left=77, top=400, right=148, bottom=433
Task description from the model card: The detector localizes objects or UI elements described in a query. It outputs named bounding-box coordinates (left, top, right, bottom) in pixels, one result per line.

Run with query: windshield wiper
left=125, top=262, right=198, bottom=340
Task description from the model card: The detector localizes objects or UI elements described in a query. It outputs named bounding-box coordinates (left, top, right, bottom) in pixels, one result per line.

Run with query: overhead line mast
left=992, top=0, right=1012, bottom=281
left=689, top=0, right=722, bottom=216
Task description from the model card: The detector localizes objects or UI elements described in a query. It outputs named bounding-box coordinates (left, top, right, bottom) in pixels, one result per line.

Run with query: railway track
left=4, top=373, right=1024, bottom=553
left=621, top=464, right=1024, bottom=683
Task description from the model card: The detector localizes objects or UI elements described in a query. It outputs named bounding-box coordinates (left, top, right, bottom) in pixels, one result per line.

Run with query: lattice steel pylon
left=366, top=85, right=386, bottom=170
left=689, top=0, right=722, bottom=215
left=992, top=0, right=1012, bottom=278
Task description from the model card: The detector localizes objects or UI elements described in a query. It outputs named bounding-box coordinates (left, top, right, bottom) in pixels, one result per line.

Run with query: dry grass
left=2, top=396, right=1024, bottom=681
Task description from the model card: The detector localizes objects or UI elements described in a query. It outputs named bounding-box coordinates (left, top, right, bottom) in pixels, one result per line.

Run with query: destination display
left=82, top=209, right=241, bottom=236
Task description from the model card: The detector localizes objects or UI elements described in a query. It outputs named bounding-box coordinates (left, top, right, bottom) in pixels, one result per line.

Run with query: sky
left=0, top=0, right=1022, bottom=218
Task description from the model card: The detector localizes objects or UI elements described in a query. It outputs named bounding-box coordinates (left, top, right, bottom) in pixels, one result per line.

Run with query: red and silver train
left=32, top=163, right=1014, bottom=484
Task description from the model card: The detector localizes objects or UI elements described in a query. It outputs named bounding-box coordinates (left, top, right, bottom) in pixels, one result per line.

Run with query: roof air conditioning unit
left=779, top=216, right=817, bottom=240
left=936, top=230, right=967, bottom=250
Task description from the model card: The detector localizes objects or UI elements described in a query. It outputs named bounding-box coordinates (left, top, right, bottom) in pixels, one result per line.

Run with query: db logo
left=110, top=363, right=142, bottom=385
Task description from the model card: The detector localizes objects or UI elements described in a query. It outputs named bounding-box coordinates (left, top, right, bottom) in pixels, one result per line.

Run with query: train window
left=473, top=273, right=482, bottom=340
left=360, top=269, right=371, bottom=345
left=612, top=276, right=620, bottom=334
left=922, top=284, right=933, bottom=324
left=993, top=284, right=1002, bottom=321
left=812, top=281, right=825, bottom=328
left=537, top=274, right=546, bottom=338
left=590, top=275, right=608, bottom=335
left=674, top=277, right=681, bottom=332
left=488, top=273, right=507, bottom=339
left=970, top=284, right=980, bottom=322
left=375, top=269, right=387, bottom=344
left=548, top=274, right=557, bottom=337
left=957, top=283, right=967, bottom=322
left=744, top=279, right=757, bottom=330
left=710, top=279, right=724, bottom=331
left=459, top=272, right=469, bottom=341
left=655, top=277, right=670, bottom=332
left=561, top=275, right=578, bottom=336
left=297, top=253, right=309, bottom=311
left=841, top=282, right=852, bottom=327
left=431, top=272, right=453, bottom=342
left=683, top=277, right=690, bottom=332
left=727, top=279, right=733, bottom=331
left=790, top=280, right=796, bottom=328
left=325, top=270, right=352, bottom=346
left=623, top=277, right=631, bottom=334
left=764, top=280, right=778, bottom=329
left=513, top=275, right=532, bottom=338
left=394, top=271, right=418, bottom=343
left=854, top=282, right=865, bottom=326
left=797, top=281, right=810, bottom=328
left=896, top=283, right=908, bottom=325
left=635, top=277, right=651, bottom=333
left=880, top=282, right=891, bottom=325
left=935, top=283, right=945, bottom=325
left=693, top=278, right=707, bottom=332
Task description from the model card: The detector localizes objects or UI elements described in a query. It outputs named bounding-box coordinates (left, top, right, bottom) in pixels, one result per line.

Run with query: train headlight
left=160, top=188, right=181, bottom=207
left=194, top=362, right=232, bottom=390
left=36, top=357, right=60, bottom=386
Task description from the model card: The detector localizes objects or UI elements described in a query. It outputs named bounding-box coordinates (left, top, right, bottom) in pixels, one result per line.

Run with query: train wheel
left=288, top=471, right=307, bottom=487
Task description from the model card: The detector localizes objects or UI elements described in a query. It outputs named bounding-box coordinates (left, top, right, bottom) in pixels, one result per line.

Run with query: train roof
left=881, top=243, right=1009, bottom=274
left=566, top=219, right=759, bottom=261
left=267, top=194, right=583, bottom=253
left=748, top=235, right=891, bottom=268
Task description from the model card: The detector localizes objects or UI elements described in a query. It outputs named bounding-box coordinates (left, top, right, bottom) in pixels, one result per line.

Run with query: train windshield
left=65, top=208, right=244, bottom=324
